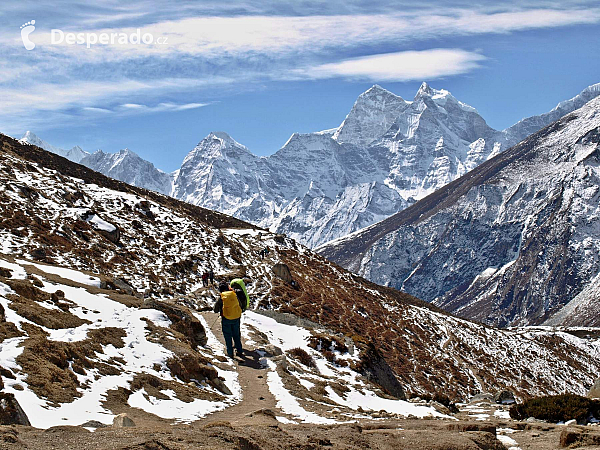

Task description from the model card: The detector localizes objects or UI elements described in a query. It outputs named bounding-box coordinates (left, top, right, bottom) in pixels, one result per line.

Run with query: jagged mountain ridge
left=319, top=95, right=600, bottom=328
left=2, top=132, right=600, bottom=413
left=20, top=83, right=600, bottom=249
left=20, top=131, right=88, bottom=164
left=80, top=148, right=173, bottom=196
left=19, top=132, right=173, bottom=196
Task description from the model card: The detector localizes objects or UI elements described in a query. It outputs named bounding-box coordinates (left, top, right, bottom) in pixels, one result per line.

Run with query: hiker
left=201, top=271, right=208, bottom=287
left=208, top=269, right=215, bottom=285
left=213, top=282, right=247, bottom=358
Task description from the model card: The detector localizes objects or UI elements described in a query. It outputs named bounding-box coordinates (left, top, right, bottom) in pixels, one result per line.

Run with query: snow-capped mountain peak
left=20, top=131, right=89, bottom=164
left=320, top=95, right=600, bottom=328
left=182, top=131, right=251, bottom=167
left=80, top=147, right=172, bottom=195
left=333, top=84, right=410, bottom=146
left=208, top=131, right=243, bottom=146
left=415, top=81, right=434, bottom=98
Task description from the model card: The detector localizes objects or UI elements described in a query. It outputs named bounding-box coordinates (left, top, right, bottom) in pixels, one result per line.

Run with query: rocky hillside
left=2, top=133, right=600, bottom=429
left=22, top=83, right=600, bottom=250
left=319, top=96, right=600, bottom=328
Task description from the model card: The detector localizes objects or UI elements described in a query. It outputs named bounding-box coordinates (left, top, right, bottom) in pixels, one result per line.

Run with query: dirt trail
left=197, top=311, right=282, bottom=426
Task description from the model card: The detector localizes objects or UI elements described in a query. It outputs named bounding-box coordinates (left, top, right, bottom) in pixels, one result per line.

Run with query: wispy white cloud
left=11, top=8, right=600, bottom=61
left=297, top=49, right=486, bottom=82
left=1, top=4, right=599, bottom=132
left=0, top=78, right=220, bottom=133
left=117, top=102, right=209, bottom=112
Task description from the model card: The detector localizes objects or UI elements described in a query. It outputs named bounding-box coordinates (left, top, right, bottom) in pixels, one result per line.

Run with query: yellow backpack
left=221, top=290, right=242, bottom=320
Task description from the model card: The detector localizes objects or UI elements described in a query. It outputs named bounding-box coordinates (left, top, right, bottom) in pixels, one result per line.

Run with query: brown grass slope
left=1, top=133, right=251, bottom=231
left=1, top=131, right=599, bottom=401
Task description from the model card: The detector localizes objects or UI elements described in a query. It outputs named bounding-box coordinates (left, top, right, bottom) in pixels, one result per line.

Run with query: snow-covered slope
left=80, top=148, right=173, bottom=195
left=20, top=131, right=89, bottom=163
left=320, top=96, right=600, bottom=328
left=2, top=132, right=600, bottom=427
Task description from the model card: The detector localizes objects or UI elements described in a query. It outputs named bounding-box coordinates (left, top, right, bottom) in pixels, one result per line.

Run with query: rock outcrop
left=0, top=393, right=31, bottom=426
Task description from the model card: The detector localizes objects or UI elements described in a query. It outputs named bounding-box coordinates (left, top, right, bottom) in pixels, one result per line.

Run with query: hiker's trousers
left=221, top=317, right=243, bottom=357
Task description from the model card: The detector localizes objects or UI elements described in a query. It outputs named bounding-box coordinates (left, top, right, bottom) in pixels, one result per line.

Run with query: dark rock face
left=113, top=278, right=135, bottom=296
left=272, top=263, right=292, bottom=284
left=355, top=342, right=405, bottom=400
left=0, top=393, right=31, bottom=426
left=494, top=390, right=516, bottom=404
left=588, top=378, right=600, bottom=399
left=98, top=227, right=120, bottom=244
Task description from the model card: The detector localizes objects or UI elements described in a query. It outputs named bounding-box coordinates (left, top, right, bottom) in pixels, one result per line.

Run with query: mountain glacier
left=320, top=95, right=600, bottom=327
left=20, top=82, right=600, bottom=249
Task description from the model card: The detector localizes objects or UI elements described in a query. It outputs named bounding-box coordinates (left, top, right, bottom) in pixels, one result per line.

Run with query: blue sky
left=1, top=1, right=599, bottom=172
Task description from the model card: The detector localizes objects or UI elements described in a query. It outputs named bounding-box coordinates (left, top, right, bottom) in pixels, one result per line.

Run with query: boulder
left=112, top=413, right=135, bottom=428
left=31, top=247, right=47, bottom=262
left=494, top=390, right=516, bottom=404
left=211, top=377, right=232, bottom=396
left=247, top=408, right=276, bottom=418
left=142, top=299, right=207, bottom=348
left=0, top=393, right=31, bottom=426
left=430, top=401, right=452, bottom=416
left=98, top=227, right=120, bottom=244
left=272, top=355, right=288, bottom=371
left=470, top=393, right=494, bottom=403
left=114, top=278, right=135, bottom=296
left=166, top=354, right=217, bottom=385
left=80, top=420, right=109, bottom=428
left=588, top=378, right=600, bottom=399
left=354, top=341, right=405, bottom=399
left=272, top=263, right=292, bottom=284
left=264, top=344, right=283, bottom=357
left=560, top=428, right=600, bottom=447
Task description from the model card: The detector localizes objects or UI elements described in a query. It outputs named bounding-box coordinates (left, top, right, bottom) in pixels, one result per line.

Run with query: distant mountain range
left=20, top=82, right=600, bottom=249
left=320, top=94, right=600, bottom=328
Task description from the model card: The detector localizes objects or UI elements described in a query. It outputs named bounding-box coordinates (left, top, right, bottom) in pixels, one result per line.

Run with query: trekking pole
left=210, top=314, right=220, bottom=330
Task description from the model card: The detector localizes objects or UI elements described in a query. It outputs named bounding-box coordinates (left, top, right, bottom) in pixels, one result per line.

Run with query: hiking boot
left=235, top=349, right=244, bottom=357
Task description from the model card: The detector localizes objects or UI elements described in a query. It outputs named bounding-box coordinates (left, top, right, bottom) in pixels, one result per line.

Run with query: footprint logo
left=20, top=20, right=36, bottom=50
